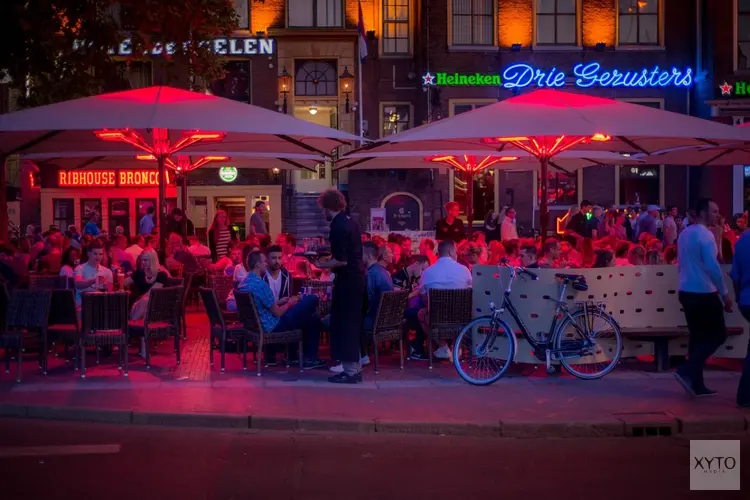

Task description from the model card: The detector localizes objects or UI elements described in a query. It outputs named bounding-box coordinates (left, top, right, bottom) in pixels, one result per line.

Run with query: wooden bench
left=620, top=326, right=744, bottom=372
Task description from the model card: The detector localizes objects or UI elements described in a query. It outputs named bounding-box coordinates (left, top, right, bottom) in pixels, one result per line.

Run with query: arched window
left=294, top=60, right=338, bottom=97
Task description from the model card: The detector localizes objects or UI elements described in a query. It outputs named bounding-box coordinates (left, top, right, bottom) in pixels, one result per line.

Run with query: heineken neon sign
left=719, top=81, right=750, bottom=97
left=422, top=72, right=501, bottom=86
left=422, top=62, right=693, bottom=90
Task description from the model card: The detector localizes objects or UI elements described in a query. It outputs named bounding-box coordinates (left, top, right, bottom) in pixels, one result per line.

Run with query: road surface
left=0, top=418, right=747, bottom=499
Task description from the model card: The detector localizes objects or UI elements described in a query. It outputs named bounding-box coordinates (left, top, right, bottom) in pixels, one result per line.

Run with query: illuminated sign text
left=502, top=63, right=693, bottom=90
left=58, top=170, right=168, bottom=188
left=73, top=37, right=275, bottom=57
left=422, top=72, right=502, bottom=86
left=719, top=81, right=750, bottom=97
left=219, top=166, right=238, bottom=183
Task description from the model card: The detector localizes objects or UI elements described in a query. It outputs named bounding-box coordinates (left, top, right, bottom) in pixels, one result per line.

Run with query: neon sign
left=58, top=170, right=169, bottom=188
left=502, top=63, right=693, bottom=90
left=422, top=72, right=502, bottom=86
left=719, top=80, right=750, bottom=97
left=219, top=166, right=238, bottom=183
left=73, top=37, right=275, bottom=57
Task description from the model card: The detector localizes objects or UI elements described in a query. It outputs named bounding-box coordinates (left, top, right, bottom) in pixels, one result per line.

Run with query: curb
left=0, top=403, right=748, bottom=439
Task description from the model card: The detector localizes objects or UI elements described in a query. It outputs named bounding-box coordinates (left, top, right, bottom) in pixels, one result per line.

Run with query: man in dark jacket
left=167, top=208, right=195, bottom=240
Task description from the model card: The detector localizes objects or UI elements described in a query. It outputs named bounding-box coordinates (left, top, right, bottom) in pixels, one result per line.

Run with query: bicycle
left=453, top=259, right=623, bottom=386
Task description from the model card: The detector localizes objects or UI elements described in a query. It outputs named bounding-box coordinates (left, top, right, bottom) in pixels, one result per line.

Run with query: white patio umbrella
left=0, top=86, right=360, bottom=242
left=340, top=89, right=750, bottom=239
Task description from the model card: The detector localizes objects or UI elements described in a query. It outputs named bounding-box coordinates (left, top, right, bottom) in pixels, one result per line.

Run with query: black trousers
left=677, top=292, right=727, bottom=391
left=737, top=307, right=750, bottom=405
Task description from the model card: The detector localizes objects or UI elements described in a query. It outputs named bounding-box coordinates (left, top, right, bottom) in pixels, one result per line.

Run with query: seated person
left=538, top=238, right=561, bottom=268
left=391, top=255, right=429, bottom=295
left=502, top=239, right=520, bottom=266
left=187, top=235, right=212, bottom=258
left=363, top=242, right=393, bottom=332
left=407, top=240, right=472, bottom=361
left=235, top=250, right=325, bottom=369
left=166, top=233, right=201, bottom=275
left=419, top=238, right=437, bottom=265
left=211, top=244, right=242, bottom=276
left=125, top=249, right=169, bottom=320
left=519, top=241, right=539, bottom=268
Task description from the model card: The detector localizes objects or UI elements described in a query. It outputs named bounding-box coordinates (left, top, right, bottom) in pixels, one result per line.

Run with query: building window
left=210, top=61, right=251, bottom=103
left=540, top=171, right=577, bottom=206
left=381, top=104, right=411, bottom=137
left=383, top=0, right=410, bottom=54
left=80, top=199, right=101, bottom=227
left=536, top=0, right=577, bottom=46
left=294, top=60, right=338, bottom=96
left=233, top=0, right=249, bottom=29
left=451, top=101, right=493, bottom=115
left=739, top=0, right=750, bottom=70
left=53, top=199, right=75, bottom=230
left=288, top=0, right=343, bottom=28
left=115, top=62, right=152, bottom=91
left=618, top=0, right=659, bottom=45
left=451, top=0, right=494, bottom=46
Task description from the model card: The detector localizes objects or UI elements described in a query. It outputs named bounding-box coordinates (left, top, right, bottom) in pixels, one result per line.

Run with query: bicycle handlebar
left=497, top=259, right=538, bottom=281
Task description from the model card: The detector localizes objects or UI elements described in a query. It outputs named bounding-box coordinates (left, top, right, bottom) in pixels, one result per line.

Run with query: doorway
left=215, top=197, right=247, bottom=240
left=292, top=105, right=337, bottom=193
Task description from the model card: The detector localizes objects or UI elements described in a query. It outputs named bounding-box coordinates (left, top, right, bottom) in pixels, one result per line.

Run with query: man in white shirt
left=675, top=198, right=732, bottom=398
left=187, top=235, right=212, bottom=258
left=73, top=241, right=113, bottom=308
left=662, top=206, right=678, bottom=246
left=500, top=207, right=519, bottom=241
left=411, top=240, right=472, bottom=361
left=125, top=235, right=145, bottom=263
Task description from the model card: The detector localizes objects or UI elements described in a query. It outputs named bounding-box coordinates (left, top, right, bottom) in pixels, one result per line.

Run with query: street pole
left=540, top=156, right=549, bottom=245
left=0, top=155, right=7, bottom=242
left=466, top=172, right=474, bottom=237
left=157, top=154, right=167, bottom=249
left=181, top=171, right=188, bottom=238
left=357, top=37, right=364, bottom=143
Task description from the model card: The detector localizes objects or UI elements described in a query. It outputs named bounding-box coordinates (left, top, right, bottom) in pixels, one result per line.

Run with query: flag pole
left=358, top=40, right=364, bottom=142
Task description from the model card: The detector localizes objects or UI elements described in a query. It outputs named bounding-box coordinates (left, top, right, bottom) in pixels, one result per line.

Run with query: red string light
left=94, top=128, right=226, bottom=157
left=427, top=154, right=518, bottom=173
left=481, top=134, right=611, bottom=158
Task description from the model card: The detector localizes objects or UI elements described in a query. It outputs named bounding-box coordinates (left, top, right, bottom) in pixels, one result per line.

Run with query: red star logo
left=720, top=81, right=733, bottom=96
left=422, top=73, right=435, bottom=86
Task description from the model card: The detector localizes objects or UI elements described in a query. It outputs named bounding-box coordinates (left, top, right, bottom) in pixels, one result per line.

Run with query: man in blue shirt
left=363, top=241, right=393, bottom=332
left=83, top=212, right=100, bottom=237
left=139, top=206, right=155, bottom=236
left=237, top=250, right=325, bottom=369
left=731, top=228, right=750, bottom=409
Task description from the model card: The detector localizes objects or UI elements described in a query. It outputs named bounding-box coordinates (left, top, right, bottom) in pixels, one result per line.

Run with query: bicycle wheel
left=553, top=307, right=622, bottom=380
left=453, top=316, right=515, bottom=386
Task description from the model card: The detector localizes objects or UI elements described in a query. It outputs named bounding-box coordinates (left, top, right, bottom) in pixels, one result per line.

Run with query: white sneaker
left=360, top=355, right=370, bottom=366
left=434, top=345, right=453, bottom=361
left=329, top=363, right=344, bottom=373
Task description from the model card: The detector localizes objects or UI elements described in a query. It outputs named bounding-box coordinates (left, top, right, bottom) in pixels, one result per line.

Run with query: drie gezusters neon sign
left=422, top=62, right=693, bottom=90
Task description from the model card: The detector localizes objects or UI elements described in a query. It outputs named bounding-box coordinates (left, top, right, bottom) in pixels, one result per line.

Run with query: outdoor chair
left=302, top=279, right=332, bottom=317
left=178, top=273, right=194, bottom=340
left=234, top=291, right=302, bottom=376
left=363, top=290, right=409, bottom=374
left=28, top=274, right=71, bottom=290
left=80, top=292, right=130, bottom=378
left=167, top=262, right=184, bottom=278
left=128, top=286, right=182, bottom=369
left=165, top=277, right=184, bottom=288
left=1, top=290, right=52, bottom=381
left=426, top=288, right=473, bottom=370
left=208, top=274, right=234, bottom=310
left=46, top=289, right=80, bottom=369
left=200, top=288, right=248, bottom=372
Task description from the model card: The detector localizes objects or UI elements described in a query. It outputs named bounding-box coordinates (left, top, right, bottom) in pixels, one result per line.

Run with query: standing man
left=675, top=198, right=732, bottom=398
left=83, top=212, right=100, bottom=237
left=565, top=200, right=593, bottom=246
left=167, top=208, right=195, bottom=239
left=251, top=201, right=268, bottom=235
left=663, top=206, right=678, bottom=246
left=436, top=201, right=466, bottom=243
left=637, top=205, right=659, bottom=238
left=730, top=228, right=750, bottom=409
left=139, top=206, right=155, bottom=236
left=500, top=207, right=519, bottom=241
left=314, top=189, right=365, bottom=384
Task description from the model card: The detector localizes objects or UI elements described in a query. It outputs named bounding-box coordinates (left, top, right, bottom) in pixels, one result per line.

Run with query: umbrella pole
left=466, top=171, right=474, bottom=238
left=157, top=154, right=167, bottom=249
left=540, top=156, right=549, bottom=246
left=180, top=172, right=188, bottom=238
left=0, top=155, right=7, bottom=242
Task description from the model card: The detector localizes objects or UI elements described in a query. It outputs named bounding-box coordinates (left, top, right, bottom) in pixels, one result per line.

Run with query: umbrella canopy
left=342, top=89, right=750, bottom=239
left=0, top=86, right=359, bottom=243
left=0, top=86, right=359, bottom=157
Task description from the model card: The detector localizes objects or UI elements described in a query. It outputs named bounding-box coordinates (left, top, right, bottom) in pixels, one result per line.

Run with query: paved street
left=0, top=418, right=747, bottom=500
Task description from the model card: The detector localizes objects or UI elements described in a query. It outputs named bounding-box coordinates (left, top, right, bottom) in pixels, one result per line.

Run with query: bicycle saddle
left=555, top=273, right=588, bottom=292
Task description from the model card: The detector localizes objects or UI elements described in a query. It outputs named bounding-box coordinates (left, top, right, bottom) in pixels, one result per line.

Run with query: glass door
left=215, top=197, right=247, bottom=240
left=108, top=198, right=130, bottom=236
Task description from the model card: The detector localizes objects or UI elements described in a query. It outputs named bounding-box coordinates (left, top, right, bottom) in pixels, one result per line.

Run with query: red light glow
left=428, top=155, right=517, bottom=173
left=94, top=128, right=226, bottom=156
left=481, top=133, right=610, bottom=158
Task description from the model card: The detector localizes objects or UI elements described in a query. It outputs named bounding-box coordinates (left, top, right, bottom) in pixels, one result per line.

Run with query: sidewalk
left=0, top=313, right=747, bottom=438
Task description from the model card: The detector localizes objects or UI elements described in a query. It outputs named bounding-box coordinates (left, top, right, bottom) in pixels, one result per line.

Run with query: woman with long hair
left=59, top=247, right=80, bottom=278
left=208, top=209, right=237, bottom=262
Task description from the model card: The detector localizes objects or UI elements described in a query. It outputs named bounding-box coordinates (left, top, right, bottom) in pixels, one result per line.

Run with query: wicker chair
left=1, top=290, right=52, bottom=381
left=80, top=292, right=130, bottom=378
left=208, top=274, right=235, bottom=310
left=302, top=279, right=332, bottom=317
left=363, top=290, right=409, bottom=374
left=165, top=277, right=184, bottom=288
left=46, top=289, right=80, bottom=369
left=128, top=286, right=182, bottom=369
left=234, top=291, right=302, bottom=376
left=0, top=281, right=10, bottom=338
left=200, top=288, right=248, bottom=372
left=28, top=274, right=71, bottom=290
left=178, top=273, right=194, bottom=340
left=427, top=288, right=473, bottom=370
